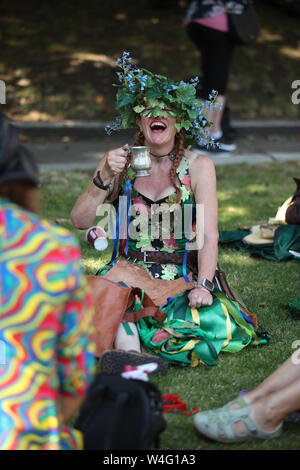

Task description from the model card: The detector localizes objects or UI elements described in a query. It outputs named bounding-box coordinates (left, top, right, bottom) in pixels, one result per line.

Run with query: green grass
left=39, top=161, right=300, bottom=450
left=1, top=1, right=300, bottom=121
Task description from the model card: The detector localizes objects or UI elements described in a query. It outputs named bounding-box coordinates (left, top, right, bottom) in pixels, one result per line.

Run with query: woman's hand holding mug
left=103, top=144, right=130, bottom=179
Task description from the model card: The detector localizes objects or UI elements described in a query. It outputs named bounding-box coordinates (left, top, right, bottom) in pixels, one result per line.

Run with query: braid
left=108, top=131, right=145, bottom=202
left=170, top=129, right=185, bottom=203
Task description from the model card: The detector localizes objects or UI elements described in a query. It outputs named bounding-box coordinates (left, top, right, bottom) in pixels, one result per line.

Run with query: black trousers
left=185, top=22, right=235, bottom=100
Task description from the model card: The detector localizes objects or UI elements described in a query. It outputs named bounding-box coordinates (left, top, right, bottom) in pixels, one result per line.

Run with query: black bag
left=285, top=177, right=300, bottom=225
left=228, top=1, right=260, bottom=45
left=74, top=373, right=167, bottom=450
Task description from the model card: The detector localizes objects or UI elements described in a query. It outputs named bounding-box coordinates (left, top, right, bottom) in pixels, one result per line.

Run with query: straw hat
left=242, top=224, right=278, bottom=245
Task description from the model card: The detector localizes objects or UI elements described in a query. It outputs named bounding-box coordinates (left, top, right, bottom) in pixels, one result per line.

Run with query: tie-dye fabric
left=0, top=198, right=96, bottom=450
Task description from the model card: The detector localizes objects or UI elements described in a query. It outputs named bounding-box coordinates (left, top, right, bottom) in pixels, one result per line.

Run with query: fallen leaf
left=96, top=95, right=104, bottom=105
left=114, top=12, right=127, bottom=21
left=17, top=78, right=31, bottom=87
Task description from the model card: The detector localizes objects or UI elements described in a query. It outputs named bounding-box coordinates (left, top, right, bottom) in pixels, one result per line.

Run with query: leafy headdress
left=105, top=51, right=219, bottom=147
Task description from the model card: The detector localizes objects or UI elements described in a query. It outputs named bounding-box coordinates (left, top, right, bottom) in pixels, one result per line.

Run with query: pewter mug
left=128, top=146, right=152, bottom=177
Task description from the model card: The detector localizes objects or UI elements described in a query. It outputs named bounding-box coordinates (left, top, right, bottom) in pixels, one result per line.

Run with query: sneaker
left=193, top=135, right=237, bottom=155
left=100, top=349, right=168, bottom=376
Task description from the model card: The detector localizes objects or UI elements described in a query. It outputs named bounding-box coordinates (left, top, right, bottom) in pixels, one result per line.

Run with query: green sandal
left=194, top=396, right=283, bottom=443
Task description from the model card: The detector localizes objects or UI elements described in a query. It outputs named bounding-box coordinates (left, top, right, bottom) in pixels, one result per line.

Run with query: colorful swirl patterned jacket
left=0, top=198, right=95, bottom=450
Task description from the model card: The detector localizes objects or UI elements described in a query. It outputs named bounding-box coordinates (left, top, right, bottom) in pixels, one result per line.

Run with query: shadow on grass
left=0, top=0, right=299, bottom=121
left=38, top=161, right=300, bottom=450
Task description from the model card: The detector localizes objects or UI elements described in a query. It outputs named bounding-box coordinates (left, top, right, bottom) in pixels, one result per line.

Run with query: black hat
left=285, top=178, right=300, bottom=225
left=0, top=113, right=39, bottom=187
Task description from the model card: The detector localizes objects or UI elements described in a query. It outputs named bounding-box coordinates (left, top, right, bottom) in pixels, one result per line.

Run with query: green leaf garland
left=105, top=51, right=219, bottom=147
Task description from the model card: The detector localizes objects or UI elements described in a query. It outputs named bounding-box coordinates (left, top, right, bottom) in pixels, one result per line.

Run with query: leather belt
left=124, top=249, right=198, bottom=273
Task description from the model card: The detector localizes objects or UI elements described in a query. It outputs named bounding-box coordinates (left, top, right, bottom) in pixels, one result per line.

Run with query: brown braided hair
left=170, top=128, right=185, bottom=203
left=108, top=129, right=185, bottom=203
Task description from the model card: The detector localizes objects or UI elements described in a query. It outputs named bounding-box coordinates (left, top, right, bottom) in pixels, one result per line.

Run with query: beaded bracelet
left=93, top=170, right=113, bottom=191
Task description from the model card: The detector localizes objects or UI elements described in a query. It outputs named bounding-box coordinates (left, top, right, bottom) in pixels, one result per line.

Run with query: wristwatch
left=195, top=278, right=214, bottom=292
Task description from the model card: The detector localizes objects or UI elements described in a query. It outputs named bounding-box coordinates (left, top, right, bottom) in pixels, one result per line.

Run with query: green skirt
left=137, top=289, right=269, bottom=367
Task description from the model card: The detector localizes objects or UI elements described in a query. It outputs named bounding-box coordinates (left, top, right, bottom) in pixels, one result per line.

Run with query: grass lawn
left=1, top=0, right=300, bottom=121
left=39, top=160, right=300, bottom=450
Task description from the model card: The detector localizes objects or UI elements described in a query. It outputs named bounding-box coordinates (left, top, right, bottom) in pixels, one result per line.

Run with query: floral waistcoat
left=119, top=156, right=196, bottom=281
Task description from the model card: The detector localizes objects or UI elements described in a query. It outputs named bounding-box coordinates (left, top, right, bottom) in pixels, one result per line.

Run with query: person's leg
left=100, top=322, right=168, bottom=375
left=194, top=377, right=300, bottom=442
left=226, top=354, right=300, bottom=436
left=194, top=354, right=300, bottom=442
left=185, top=23, right=235, bottom=137
left=248, top=377, right=300, bottom=433
left=244, top=354, right=300, bottom=404
left=114, top=322, right=141, bottom=352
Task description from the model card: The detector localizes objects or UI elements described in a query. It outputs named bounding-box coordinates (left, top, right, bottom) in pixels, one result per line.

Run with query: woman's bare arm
left=70, top=146, right=128, bottom=229
left=187, top=151, right=219, bottom=307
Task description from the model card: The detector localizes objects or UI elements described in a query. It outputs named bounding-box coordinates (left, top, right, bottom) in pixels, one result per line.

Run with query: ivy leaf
left=116, top=91, right=136, bottom=109
left=145, top=83, right=163, bottom=100
left=161, top=265, right=177, bottom=280
left=176, top=156, right=189, bottom=181
left=181, top=120, right=192, bottom=131
left=152, top=107, right=163, bottom=118
left=165, top=94, right=177, bottom=103
left=127, top=166, right=135, bottom=180
left=135, top=234, right=155, bottom=251
left=160, top=244, right=174, bottom=253
left=180, top=185, right=190, bottom=202
left=145, top=98, right=165, bottom=109
left=136, top=260, right=153, bottom=269
left=133, top=104, right=146, bottom=113
left=166, top=193, right=177, bottom=204
left=141, top=109, right=154, bottom=117
left=186, top=108, right=199, bottom=121
left=176, top=84, right=196, bottom=104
